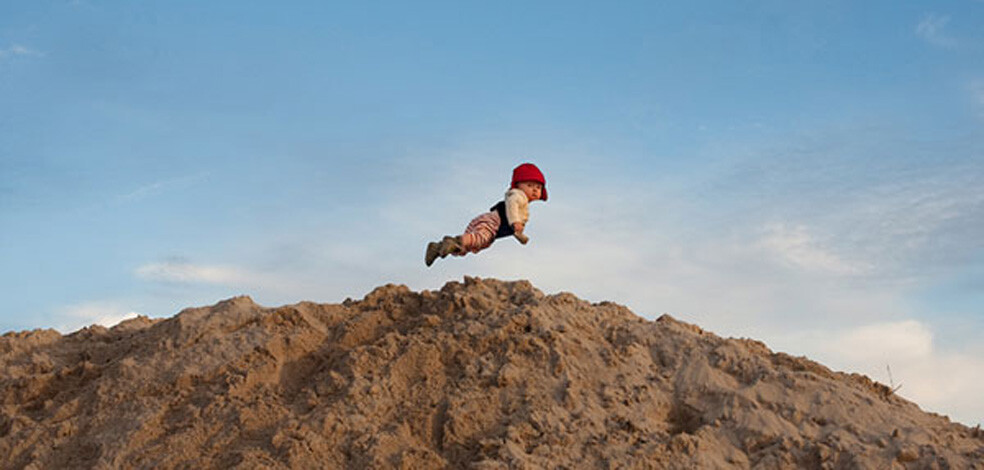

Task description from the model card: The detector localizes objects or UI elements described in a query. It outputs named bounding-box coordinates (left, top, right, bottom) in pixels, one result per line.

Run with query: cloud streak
left=0, top=45, right=42, bottom=60
left=56, top=301, right=140, bottom=333
left=136, top=261, right=252, bottom=285
left=117, top=172, right=211, bottom=203
left=758, top=223, right=867, bottom=276
left=916, top=14, right=957, bottom=48
left=134, top=259, right=322, bottom=301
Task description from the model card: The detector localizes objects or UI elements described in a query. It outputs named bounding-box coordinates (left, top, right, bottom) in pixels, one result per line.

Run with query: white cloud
left=56, top=301, right=140, bottom=333
left=916, top=14, right=957, bottom=47
left=758, top=223, right=866, bottom=275
left=136, top=261, right=252, bottom=285
left=0, top=44, right=42, bottom=60
left=699, top=126, right=984, bottom=283
left=117, top=172, right=210, bottom=203
left=829, top=320, right=934, bottom=362
left=134, top=259, right=324, bottom=302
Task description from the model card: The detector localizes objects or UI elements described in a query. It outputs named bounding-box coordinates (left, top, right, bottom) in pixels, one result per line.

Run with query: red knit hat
left=511, top=163, right=547, bottom=201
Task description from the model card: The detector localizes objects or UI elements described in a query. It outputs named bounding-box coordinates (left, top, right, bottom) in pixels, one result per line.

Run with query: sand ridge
left=1, top=277, right=982, bottom=469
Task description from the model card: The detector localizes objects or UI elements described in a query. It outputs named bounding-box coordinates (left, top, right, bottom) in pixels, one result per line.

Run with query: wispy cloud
left=0, top=44, right=42, bottom=60
left=134, top=259, right=317, bottom=300
left=56, top=301, right=140, bottom=333
left=916, top=14, right=957, bottom=48
left=758, top=223, right=866, bottom=275
left=826, top=320, right=934, bottom=362
left=136, top=261, right=252, bottom=285
left=117, top=172, right=210, bottom=203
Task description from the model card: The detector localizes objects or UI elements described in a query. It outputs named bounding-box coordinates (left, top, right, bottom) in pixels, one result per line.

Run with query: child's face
left=517, top=181, right=543, bottom=201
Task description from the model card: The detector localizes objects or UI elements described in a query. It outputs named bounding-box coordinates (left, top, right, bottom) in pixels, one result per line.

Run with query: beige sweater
left=503, top=188, right=530, bottom=227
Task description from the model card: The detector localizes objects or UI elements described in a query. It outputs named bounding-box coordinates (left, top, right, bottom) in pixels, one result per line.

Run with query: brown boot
left=425, top=236, right=463, bottom=267
left=425, top=240, right=441, bottom=266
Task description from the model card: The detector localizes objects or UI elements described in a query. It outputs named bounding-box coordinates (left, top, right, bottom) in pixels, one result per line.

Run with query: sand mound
left=2, top=278, right=982, bottom=469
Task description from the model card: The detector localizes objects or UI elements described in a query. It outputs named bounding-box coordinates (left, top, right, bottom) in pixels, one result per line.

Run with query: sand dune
left=2, top=277, right=981, bottom=468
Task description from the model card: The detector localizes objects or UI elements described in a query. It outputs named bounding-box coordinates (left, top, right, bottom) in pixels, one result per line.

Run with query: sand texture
left=2, top=277, right=982, bottom=469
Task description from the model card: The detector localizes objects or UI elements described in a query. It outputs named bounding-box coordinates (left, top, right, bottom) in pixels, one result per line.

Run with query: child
left=425, top=163, right=547, bottom=267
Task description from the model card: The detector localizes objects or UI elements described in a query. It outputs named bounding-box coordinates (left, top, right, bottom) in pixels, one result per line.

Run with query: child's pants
left=455, top=211, right=502, bottom=255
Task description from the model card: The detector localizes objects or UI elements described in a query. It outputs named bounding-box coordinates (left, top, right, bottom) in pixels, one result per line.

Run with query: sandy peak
left=1, top=278, right=981, bottom=468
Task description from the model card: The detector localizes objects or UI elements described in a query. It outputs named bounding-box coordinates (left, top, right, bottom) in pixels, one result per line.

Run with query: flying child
left=425, top=163, right=547, bottom=266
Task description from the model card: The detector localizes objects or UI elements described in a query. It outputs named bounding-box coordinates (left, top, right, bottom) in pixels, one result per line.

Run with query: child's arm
left=505, top=190, right=530, bottom=244
left=512, top=222, right=528, bottom=244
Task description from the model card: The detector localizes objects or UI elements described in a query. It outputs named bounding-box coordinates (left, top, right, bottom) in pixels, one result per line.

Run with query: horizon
left=2, top=1, right=982, bottom=426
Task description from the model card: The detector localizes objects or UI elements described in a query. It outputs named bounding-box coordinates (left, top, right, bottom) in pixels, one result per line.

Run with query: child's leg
left=425, top=211, right=501, bottom=266
left=455, top=211, right=499, bottom=256
left=460, top=232, right=483, bottom=250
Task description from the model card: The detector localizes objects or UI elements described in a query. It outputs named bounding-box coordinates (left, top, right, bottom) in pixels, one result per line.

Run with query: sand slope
left=2, top=277, right=982, bottom=469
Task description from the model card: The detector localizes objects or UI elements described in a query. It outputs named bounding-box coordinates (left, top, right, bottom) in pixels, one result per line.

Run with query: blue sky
left=2, top=1, right=982, bottom=425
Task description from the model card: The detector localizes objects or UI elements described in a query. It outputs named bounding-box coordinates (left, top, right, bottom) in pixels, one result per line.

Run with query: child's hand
left=513, top=223, right=528, bottom=244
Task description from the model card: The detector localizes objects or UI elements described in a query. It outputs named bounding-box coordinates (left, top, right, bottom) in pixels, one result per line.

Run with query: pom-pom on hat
left=511, top=163, right=547, bottom=201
